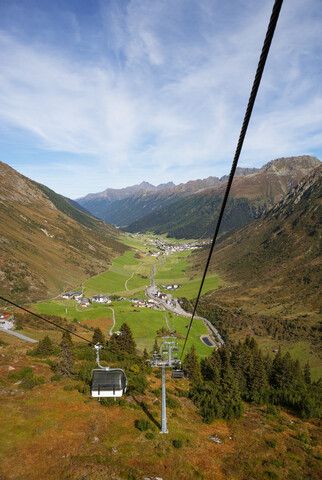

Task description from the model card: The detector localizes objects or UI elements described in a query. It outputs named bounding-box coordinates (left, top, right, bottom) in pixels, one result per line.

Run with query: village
left=61, top=284, right=180, bottom=311
left=132, top=234, right=208, bottom=257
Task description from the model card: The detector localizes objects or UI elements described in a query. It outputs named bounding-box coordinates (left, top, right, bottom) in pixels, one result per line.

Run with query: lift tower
left=147, top=337, right=181, bottom=434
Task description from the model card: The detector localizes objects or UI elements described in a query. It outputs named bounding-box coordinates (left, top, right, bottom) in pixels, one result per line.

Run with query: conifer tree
left=201, top=355, right=220, bottom=383
left=56, top=334, right=75, bottom=377
left=108, top=323, right=136, bottom=356
left=247, top=350, right=268, bottom=403
left=60, top=330, right=73, bottom=347
left=183, top=345, right=201, bottom=384
left=34, top=335, right=55, bottom=356
left=92, top=327, right=105, bottom=345
left=220, top=360, right=243, bottom=419
left=304, top=362, right=311, bottom=385
left=119, top=322, right=136, bottom=354
left=151, top=337, right=158, bottom=354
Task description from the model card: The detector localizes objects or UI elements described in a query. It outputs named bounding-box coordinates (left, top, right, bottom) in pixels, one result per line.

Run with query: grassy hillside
left=0, top=336, right=320, bottom=480
left=0, top=162, right=128, bottom=304
left=188, top=166, right=321, bottom=374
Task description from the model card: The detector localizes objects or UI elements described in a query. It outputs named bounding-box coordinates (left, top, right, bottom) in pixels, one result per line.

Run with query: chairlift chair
left=91, top=368, right=127, bottom=398
left=91, top=343, right=127, bottom=399
left=171, top=369, right=184, bottom=379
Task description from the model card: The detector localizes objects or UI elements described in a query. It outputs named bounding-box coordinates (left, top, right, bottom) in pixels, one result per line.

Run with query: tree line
left=182, top=337, right=321, bottom=422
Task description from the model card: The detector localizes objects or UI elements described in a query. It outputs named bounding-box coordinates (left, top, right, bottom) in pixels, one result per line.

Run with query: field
left=32, top=296, right=212, bottom=357
left=153, top=251, right=221, bottom=299
left=30, top=242, right=219, bottom=357
left=83, top=250, right=152, bottom=296
left=111, top=301, right=211, bottom=356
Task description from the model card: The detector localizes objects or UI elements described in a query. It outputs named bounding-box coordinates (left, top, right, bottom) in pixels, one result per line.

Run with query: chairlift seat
left=91, top=368, right=127, bottom=398
left=171, top=369, right=184, bottom=379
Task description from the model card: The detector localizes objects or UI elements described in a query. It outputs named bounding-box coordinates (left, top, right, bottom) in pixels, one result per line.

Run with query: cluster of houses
left=147, top=237, right=208, bottom=256
left=61, top=291, right=111, bottom=307
left=130, top=298, right=156, bottom=309
left=161, top=284, right=180, bottom=291
left=153, top=290, right=177, bottom=308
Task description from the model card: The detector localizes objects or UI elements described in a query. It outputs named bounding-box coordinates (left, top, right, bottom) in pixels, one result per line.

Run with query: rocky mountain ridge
left=125, top=155, right=320, bottom=238
left=77, top=167, right=262, bottom=226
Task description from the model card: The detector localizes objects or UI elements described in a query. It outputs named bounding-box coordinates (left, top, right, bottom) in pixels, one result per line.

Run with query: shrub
left=50, top=374, right=62, bottom=382
left=175, top=389, right=189, bottom=398
left=9, top=368, right=45, bottom=390
left=127, top=373, right=148, bottom=395
left=152, top=387, right=162, bottom=396
left=267, top=439, right=277, bottom=448
left=135, top=418, right=151, bottom=431
left=8, top=366, right=33, bottom=380
left=266, top=404, right=279, bottom=416
left=63, top=384, right=74, bottom=391
left=20, top=376, right=44, bottom=390
left=264, top=471, right=279, bottom=479
left=145, top=432, right=155, bottom=440
left=173, top=439, right=183, bottom=449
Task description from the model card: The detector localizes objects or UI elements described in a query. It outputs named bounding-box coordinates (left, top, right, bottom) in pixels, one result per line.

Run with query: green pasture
left=34, top=300, right=113, bottom=324
left=109, top=302, right=166, bottom=352
left=110, top=301, right=212, bottom=356
left=168, top=312, right=213, bottom=357
left=83, top=250, right=149, bottom=295
left=118, top=233, right=151, bottom=252
left=154, top=252, right=190, bottom=282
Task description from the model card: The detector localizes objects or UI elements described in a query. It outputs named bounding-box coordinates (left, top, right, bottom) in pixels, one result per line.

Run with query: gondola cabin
left=91, top=368, right=127, bottom=398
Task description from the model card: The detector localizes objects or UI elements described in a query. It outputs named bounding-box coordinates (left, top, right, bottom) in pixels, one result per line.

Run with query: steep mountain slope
left=0, top=162, right=128, bottom=303
left=190, top=165, right=321, bottom=342
left=76, top=181, right=175, bottom=219
left=126, top=156, right=320, bottom=238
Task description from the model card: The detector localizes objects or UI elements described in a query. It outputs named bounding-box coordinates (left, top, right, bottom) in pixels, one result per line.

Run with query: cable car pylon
left=147, top=337, right=183, bottom=434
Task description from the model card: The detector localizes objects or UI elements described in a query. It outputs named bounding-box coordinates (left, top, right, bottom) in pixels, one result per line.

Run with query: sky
left=0, top=0, right=321, bottom=199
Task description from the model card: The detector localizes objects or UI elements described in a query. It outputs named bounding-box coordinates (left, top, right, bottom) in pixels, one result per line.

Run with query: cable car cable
left=180, top=0, right=284, bottom=360
left=0, top=295, right=94, bottom=345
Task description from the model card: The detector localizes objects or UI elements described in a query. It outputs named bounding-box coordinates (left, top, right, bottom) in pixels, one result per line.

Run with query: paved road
left=0, top=327, right=38, bottom=343
left=108, top=307, right=116, bottom=336
left=146, top=263, right=224, bottom=347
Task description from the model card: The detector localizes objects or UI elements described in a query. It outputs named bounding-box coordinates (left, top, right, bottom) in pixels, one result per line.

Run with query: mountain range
left=76, top=168, right=258, bottom=227
left=76, top=156, right=320, bottom=239
left=0, top=162, right=127, bottom=303
left=76, top=181, right=175, bottom=220
left=125, top=156, right=320, bottom=238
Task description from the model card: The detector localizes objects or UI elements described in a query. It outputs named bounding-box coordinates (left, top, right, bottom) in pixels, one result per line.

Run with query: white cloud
left=0, top=0, right=321, bottom=197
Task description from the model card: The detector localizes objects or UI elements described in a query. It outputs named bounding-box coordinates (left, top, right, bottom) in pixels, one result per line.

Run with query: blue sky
left=0, top=0, right=321, bottom=199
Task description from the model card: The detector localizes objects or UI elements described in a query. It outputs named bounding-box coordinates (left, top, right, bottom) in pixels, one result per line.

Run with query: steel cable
left=180, top=0, right=284, bottom=359
left=0, top=295, right=94, bottom=345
